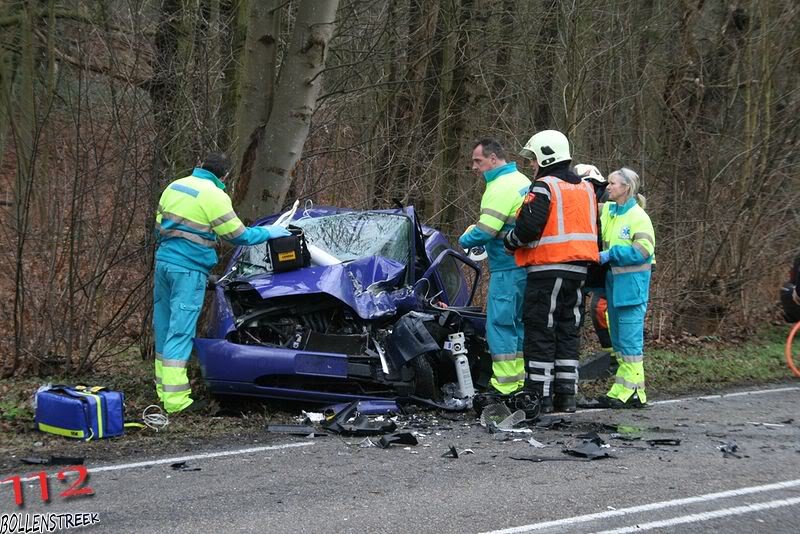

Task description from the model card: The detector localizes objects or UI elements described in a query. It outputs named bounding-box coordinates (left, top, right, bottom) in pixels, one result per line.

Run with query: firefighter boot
left=554, top=394, right=576, bottom=413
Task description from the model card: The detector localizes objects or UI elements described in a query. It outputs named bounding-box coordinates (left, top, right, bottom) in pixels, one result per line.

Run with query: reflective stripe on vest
left=515, top=177, right=598, bottom=266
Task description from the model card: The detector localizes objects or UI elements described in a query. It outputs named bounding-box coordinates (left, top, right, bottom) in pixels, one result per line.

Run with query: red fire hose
left=785, top=322, right=800, bottom=378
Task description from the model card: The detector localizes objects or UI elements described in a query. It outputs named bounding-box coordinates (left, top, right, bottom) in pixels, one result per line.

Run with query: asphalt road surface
left=3, top=385, right=800, bottom=533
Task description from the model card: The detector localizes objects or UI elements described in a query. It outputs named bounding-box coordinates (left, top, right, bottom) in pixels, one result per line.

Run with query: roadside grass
left=580, top=324, right=794, bottom=398
left=0, top=324, right=796, bottom=470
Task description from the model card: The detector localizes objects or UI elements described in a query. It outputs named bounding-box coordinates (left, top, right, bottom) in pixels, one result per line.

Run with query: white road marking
left=480, top=479, right=800, bottom=534
left=593, top=495, right=800, bottom=533
left=575, top=385, right=800, bottom=413
left=3, top=441, right=315, bottom=483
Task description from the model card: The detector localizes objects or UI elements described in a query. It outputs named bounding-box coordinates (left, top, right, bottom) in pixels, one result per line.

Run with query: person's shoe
left=578, top=395, right=646, bottom=410
left=539, top=395, right=554, bottom=414
left=554, top=394, right=576, bottom=413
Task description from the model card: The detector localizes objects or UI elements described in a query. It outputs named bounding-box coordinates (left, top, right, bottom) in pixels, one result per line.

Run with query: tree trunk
left=237, top=0, right=340, bottom=221
left=231, top=0, right=281, bottom=200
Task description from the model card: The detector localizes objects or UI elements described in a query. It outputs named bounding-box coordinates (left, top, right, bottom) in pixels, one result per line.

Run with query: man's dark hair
left=201, top=152, right=231, bottom=179
left=474, top=138, right=507, bottom=161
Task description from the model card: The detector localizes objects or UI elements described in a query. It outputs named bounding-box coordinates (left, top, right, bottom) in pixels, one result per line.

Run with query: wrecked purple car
left=195, top=206, right=490, bottom=405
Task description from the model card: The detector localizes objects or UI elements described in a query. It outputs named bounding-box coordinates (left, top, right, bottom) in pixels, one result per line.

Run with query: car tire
left=411, top=353, right=442, bottom=401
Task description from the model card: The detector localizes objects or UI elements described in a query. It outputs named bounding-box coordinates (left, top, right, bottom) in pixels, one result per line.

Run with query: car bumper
left=194, top=338, right=388, bottom=404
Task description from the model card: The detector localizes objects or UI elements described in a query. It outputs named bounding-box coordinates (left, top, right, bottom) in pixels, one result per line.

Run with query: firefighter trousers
left=522, top=276, right=584, bottom=397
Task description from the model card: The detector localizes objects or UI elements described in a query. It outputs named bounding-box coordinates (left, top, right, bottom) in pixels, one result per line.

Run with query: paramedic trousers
left=486, top=268, right=527, bottom=394
left=605, top=302, right=647, bottom=403
left=153, top=261, right=207, bottom=413
left=522, top=276, right=584, bottom=398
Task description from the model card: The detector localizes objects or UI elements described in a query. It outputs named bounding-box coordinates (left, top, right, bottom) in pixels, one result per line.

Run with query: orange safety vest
left=514, top=176, right=599, bottom=267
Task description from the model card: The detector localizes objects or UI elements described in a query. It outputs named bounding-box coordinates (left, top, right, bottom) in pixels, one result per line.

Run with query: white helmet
left=519, top=130, right=571, bottom=167
left=574, top=163, right=605, bottom=182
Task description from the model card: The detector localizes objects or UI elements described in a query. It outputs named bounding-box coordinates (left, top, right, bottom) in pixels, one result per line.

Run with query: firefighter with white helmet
left=505, top=130, right=599, bottom=413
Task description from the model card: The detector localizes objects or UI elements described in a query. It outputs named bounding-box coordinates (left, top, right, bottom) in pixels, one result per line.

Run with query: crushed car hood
left=245, top=255, right=417, bottom=319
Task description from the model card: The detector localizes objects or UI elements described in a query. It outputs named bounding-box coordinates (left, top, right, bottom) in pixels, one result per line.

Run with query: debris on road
left=378, top=432, right=418, bottom=448
left=170, top=461, right=201, bottom=472
left=563, top=440, right=614, bottom=460
left=21, top=455, right=84, bottom=466
left=266, top=424, right=328, bottom=437
left=719, top=440, right=742, bottom=459
left=646, top=438, right=681, bottom=446
left=323, top=401, right=397, bottom=436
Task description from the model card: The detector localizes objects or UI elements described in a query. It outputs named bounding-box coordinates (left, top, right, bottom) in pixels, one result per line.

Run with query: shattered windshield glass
left=235, top=212, right=412, bottom=276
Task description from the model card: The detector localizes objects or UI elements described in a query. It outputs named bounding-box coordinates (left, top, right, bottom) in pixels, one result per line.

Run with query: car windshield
left=234, top=212, right=412, bottom=276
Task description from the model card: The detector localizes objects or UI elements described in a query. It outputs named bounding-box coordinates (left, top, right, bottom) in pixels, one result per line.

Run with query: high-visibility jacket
left=601, top=198, right=655, bottom=306
left=459, top=163, right=531, bottom=273
left=155, top=168, right=271, bottom=274
left=514, top=176, right=598, bottom=271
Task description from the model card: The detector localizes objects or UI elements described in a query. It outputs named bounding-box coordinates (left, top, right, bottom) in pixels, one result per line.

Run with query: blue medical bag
left=35, top=385, right=125, bottom=440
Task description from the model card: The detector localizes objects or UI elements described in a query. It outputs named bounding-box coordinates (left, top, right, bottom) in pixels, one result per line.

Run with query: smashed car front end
left=195, top=208, right=488, bottom=404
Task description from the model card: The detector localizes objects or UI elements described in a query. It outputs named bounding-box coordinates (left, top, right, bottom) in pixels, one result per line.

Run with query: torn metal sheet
left=575, top=431, right=605, bottom=444
left=719, top=440, right=742, bottom=459
left=646, top=438, right=681, bottom=446
left=563, top=441, right=614, bottom=460
left=170, top=461, right=201, bottom=472
left=535, top=416, right=570, bottom=429
left=323, top=400, right=397, bottom=435
left=266, top=424, right=328, bottom=437
left=528, top=438, right=546, bottom=448
left=324, top=400, right=401, bottom=417
left=378, top=432, right=419, bottom=448
left=510, top=455, right=585, bottom=463
left=21, top=455, right=84, bottom=466
left=441, top=445, right=475, bottom=459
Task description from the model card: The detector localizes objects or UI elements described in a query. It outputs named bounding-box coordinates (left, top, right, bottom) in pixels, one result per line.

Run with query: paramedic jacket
left=155, top=167, right=273, bottom=273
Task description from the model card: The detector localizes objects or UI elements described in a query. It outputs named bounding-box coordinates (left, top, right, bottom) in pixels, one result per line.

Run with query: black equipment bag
left=268, top=226, right=311, bottom=272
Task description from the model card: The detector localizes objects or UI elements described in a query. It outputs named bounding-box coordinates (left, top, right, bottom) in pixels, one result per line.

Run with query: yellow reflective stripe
left=161, top=359, right=189, bottom=368
left=621, top=354, right=644, bottom=363
left=492, top=353, right=519, bottom=362
left=209, top=211, right=238, bottom=227
left=160, top=211, right=213, bottom=233
left=38, top=422, right=85, bottom=439
left=527, top=232, right=597, bottom=246
left=633, top=232, right=654, bottom=245
left=163, top=383, right=191, bottom=392
left=615, top=376, right=645, bottom=389
left=480, top=207, right=507, bottom=221
left=526, top=264, right=588, bottom=275
left=73, top=391, right=103, bottom=439
left=632, top=242, right=651, bottom=259
left=610, top=264, right=652, bottom=274
left=495, top=372, right=526, bottom=383
left=531, top=185, right=550, bottom=198
left=159, top=228, right=216, bottom=247
left=219, top=224, right=246, bottom=240
left=476, top=221, right=499, bottom=237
